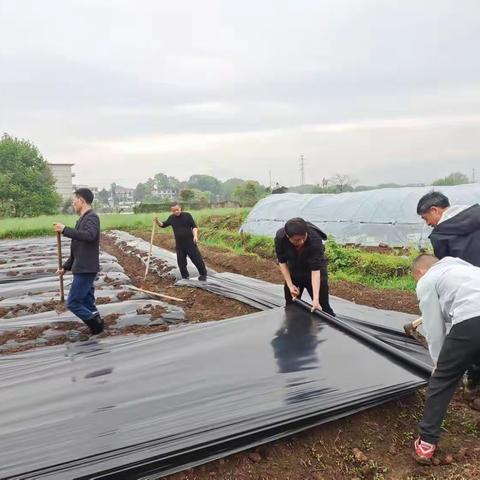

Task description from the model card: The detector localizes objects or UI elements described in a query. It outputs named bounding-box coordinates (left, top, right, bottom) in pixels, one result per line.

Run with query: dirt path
left=100, top=235, right=256, bottom=323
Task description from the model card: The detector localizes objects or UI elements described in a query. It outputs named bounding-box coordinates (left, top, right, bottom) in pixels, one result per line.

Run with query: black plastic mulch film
left=0, top=234, right=431, bottom=479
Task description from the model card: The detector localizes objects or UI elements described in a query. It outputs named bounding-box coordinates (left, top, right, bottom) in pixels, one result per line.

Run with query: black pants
left=176, top=242, right=207, bottom=279
left=284, top=272, right=335, bottom=316
left=419, top=316, right=480, bottom=444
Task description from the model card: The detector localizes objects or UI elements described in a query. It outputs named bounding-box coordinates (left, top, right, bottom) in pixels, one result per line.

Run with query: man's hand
left=311, top=299, right=322, bottom=312
left=53, top=223, right=65, bottom=233
left=56, top=268, right=65, bottom=276
left=154, top=217, right=163, bottom=227
left=193, top=234, right=198, bottom=245
left=288, top=283, right=300, bottom=300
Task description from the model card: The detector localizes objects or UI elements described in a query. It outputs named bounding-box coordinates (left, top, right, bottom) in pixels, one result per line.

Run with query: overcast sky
left=1, top=0, right=479, bottom=188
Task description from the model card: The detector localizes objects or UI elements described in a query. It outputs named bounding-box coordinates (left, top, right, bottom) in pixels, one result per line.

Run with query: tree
left=233, top=181, right=261, bottom=206
left=61, top=197, right=74, bottom=214
left=134, top=181, right=150, bottom=202
left=0, top=133, right=61, bottom=217
left=432, top=172, right=470, bottom=186
left=187, top=174, right=222, bottom=194
left=97, top=188, right=110, bottom=205
left=222, top=178, right=245, bottom=199
left=110, top=182, right=117, bottom=207
left=329, top=174, right=357, bottom=193
left=180, top=189, right=195, bottom=202
left=154, top=172, right=180, bottom=191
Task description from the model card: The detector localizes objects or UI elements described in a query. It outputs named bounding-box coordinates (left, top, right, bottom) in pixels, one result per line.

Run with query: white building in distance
left=47, top=163, right=74, bottom=200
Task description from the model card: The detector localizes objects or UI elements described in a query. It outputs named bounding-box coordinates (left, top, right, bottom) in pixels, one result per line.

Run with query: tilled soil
left=167, top=393, right=480, bottom=480
left=0, top=300, right=68, bottom=318
left=100, top=234, right=256, bottom=323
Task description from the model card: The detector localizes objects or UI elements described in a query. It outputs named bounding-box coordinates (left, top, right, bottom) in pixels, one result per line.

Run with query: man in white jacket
left=412, top=254, right=480, bottom=463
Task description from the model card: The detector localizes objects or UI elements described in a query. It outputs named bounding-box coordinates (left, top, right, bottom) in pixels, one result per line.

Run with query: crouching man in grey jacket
left=412, top=254, right=480, bottom=463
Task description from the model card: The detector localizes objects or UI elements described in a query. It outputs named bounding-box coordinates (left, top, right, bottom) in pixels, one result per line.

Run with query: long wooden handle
left=125, top=284, right=184, bottom=302
left=144, top=219, right=156, bottom=280
left=56, top=232, right=65, bottom=303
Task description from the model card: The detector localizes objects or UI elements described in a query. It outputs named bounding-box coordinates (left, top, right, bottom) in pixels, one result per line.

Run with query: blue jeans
left=67, top=273, right=98, bottom=323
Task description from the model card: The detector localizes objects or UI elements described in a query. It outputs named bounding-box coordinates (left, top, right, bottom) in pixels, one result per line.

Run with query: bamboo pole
left=56, top=232, right=65, bottom=303
left=144, top=218, right=156, bottom=280
left=126, top=284, right=185, bottom=302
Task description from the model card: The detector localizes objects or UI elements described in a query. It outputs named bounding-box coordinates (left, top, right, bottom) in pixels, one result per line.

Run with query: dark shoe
left=86, top=314, right=104, bottom=335
left=198, top=275, right=207, bottom=281
left=181, top=275, right=190, bottom=280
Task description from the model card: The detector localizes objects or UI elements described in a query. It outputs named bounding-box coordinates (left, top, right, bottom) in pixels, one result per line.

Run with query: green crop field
left=0, top=208, right=251, bottom=239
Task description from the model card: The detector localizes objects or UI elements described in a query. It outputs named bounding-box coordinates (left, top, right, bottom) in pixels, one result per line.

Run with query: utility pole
left=300, top=155, right=305, bottom=186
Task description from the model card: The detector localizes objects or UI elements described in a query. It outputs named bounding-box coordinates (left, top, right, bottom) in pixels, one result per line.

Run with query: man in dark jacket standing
left=54, top=188, right=104, bottom=335
left=275, top=217, right=335, bottom=316
left=417, top=191, right=480, bottom=265
left=155, top=203, right=207, bottom=281
left=417, top=191, right=480, bottom=397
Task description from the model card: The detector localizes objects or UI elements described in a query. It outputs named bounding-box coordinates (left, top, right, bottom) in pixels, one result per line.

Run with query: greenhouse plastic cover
left=240, top=183, right=480, bottom=247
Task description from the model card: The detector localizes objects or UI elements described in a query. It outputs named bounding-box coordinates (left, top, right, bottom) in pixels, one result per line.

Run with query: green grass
left=0, top=208, right=251, bottom=239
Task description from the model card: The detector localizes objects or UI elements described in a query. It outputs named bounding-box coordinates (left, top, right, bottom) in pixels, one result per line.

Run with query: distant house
left=47, top=163, right=74, bottom=200
left=115, top=185, right=135, bottom=203
left=153, top=188, right=178, bottom=200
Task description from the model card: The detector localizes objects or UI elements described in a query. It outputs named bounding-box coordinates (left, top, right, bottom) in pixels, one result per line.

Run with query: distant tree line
left=132, top=173, right=268, bottom=207
left=0, top=132, right=476, bottom=218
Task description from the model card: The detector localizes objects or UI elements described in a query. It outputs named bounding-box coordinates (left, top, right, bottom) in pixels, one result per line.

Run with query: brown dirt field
left=100, top=234, right=257, bottom=323
left=132, top=230, right=421, bottom=315
left=167, top=393, right=480, bottom=480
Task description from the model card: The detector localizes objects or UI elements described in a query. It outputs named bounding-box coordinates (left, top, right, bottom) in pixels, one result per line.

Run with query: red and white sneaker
left=414, top=437, right=436, bottom=464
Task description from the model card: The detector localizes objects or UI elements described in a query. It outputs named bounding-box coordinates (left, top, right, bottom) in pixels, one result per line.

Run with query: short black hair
left=285, top=217, right=308, bottom=237
left=170, top=202, right=181, bottom=208
left=416, top=191, right=450, bottom=215
left=412, top=253, right=438, bottom=271
left=74, top=188, right=94, bottom=205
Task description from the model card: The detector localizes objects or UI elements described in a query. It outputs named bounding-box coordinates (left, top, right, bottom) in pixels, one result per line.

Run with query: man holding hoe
left=53, top=188, right=104, bottom=336
left=155, top=203, right=207, bottom=281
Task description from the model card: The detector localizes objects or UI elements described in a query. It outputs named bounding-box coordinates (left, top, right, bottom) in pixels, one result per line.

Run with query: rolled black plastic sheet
left=0, top=305, right=426, bottom=479
left=179, top=273, right=432, bottom=373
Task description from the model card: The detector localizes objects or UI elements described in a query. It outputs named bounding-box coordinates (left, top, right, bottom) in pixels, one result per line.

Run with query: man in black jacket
left=275, top=217, right=335, bottom=316
left=54, top=188, right=104, bottom=335
left=417, top=191, right=480, bottom=265
left=417, top=191, right=480, bottom=397
left=155, top=203, right=207, bottom=281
